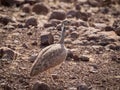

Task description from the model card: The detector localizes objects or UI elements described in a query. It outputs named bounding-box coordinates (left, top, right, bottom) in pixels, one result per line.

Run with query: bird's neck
left=59, top=23, right=65, bottom=44
left=59, top=29, right=65, bottom=44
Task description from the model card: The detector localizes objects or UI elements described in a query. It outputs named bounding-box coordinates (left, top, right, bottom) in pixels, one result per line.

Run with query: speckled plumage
left=30, top=21, right=68, bottom=77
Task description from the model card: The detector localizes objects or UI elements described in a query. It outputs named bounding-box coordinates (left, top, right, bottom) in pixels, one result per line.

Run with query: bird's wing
left=32, top=44, right=66, bottom=73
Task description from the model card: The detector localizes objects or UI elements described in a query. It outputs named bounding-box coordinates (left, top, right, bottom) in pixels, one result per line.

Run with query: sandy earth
left=0, top=0, right=120, bottom=90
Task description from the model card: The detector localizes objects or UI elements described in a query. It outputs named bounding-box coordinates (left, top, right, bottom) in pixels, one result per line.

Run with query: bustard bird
left=30, top=21, right=68, bottom=77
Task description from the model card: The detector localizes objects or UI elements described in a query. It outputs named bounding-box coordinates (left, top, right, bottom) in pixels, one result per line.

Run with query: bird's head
left=62, top=20, right=71, bottom=26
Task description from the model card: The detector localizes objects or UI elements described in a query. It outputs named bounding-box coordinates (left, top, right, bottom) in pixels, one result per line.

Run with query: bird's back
left=30, top=44, right=67, bottom=76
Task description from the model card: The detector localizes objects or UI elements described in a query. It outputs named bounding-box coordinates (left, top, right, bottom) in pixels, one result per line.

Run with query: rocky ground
left=0, top=0, right=120, bottom=90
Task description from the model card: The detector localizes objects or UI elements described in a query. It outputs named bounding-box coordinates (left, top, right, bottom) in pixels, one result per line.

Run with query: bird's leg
left=48, top=69, right=58, bottom=85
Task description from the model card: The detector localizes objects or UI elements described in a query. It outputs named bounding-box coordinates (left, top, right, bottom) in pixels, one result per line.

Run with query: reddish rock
left=61, top=0, right=77, bottom=3
left=40, top=31, right=54, bottom=46
left=32, top=3, right=49, bottom=15
left=76, top=11, right=91, bottom=21
left=22, top=4, right=31, bottom=13
left=25, top=16, right=37, bottom=27
left=0, top=47, right=18, bottom=60
left=77, top=83, right=89, bottom=90
left=44, top=19, right=61, bottom=28
left=32, top=81, right=50, bottom=90
left=79, top=55, right=89, bottom=62
left=49, top=10, right=66, bottom=20
left=67, top=10, right=77, bottom=18
left=0, top=15, right=14, bottom=25
left=70, top=31, right=79, bottom=39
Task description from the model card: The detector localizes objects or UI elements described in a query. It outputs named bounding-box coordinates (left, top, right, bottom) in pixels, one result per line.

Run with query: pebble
left=67, top=10, right=77, bottom=18
left=75, top=3, right=81, bottom=10
left=49, top=10, right=66, bottom=20
left=70, top=31, right=79, bottom=39
left=68, top=87, right=77, bottom=90
left=32, top=81, right=50, bottom=90
left=64, top=38, right=72, bottom=44
left=112, top=19, right=120, bottom=36
left=66, top=49, right=74, bottom=60
left=32, top=3, right=49, bottom=15
left=31, top=41, right=38, bottom=46
left=115, top=28, right=120, bottom=36
left=22, top=4, right=31, bottom=13
left=0, top=47, right=18, bottom=60
left=25, top=16, right=37, bottom=27
left=104, top=26, right=113, bottom=31
left=88, top=0, right=100, bottom=7
left=76, top=11, right=91, bottom=21
left=77, top=83, right=89, bottom=90
left=79, top=55, right=89, bottom=62
left=0, top=15, right=13, bottom=25
left=22, top=43, right=29, bottom=49
left=0, top=0, right=15, bottom=6
left=106, top=44, right=120, bottom=51
left=1, top=83, right=12, bottom=90
left=111, top=55, right=120, bottom=63
left=40, top=31, right=54, bottom=46
left=28, top=54, right=37, bottom=63
left=93, top=23, right=107, bottom=29
left=44, top=19, right=61, bottom=28
left=61, top=0, right=76, bottom=3
left=51, top=74, right=59, bottom=80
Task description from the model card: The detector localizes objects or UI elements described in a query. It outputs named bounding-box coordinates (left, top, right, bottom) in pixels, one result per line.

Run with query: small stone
left=77, top=83, right=89, bottom=90
left=0, top=47, right=18, bottom=60
left=22, top=43, right=29, bottom=49
left=0, top=15, right=13, bottom=25
left=75, top=3, right=81, bottom=10
left=32, top=81, right=50, bottom=90
left=106, top=44, right=120, bottom=51
left=31, top=41, right=38, bottom=46
left=79, top=56, right=89, bottom=62
left=112, top=19, right=120, bottom=36
left=22, top=4, right=31, bottom=13
left=40, top=31, right=54, bottom=46
left=27, top=31, right=33, bottom=36
left=28, top=54, right=37, bottom=63
left=73, top=54, right=79, bottom=61
left=104, top=26, right=113, bottom=31
left=68, top=87, right=77, bottom=90
left=1, top=83, right=12, bottom=90
left=24, top=0, right=41, bottom=5
left=64, top=38, right=72, bottom=44
left=89, top=64, right=98, bottom=73
left=100, top=7, right=109, bottom=14
left=88, top=0, right=100, bottom=7
left=0, top=0, right=15, bottom=6
left=67, top=10, right=77, bottom=18
left=50, top=19, right=61, bottom=26
left=3, top=25, right=15, bottom=30
left=61, top=0, right=76, bottom=3
left=115, top=29, right=120, bottom=36
left=93, top=23, right=107, bottom=29
left=49, top=10, right=66, bottom=20
left=44, top=19, right=61, bottom=28
left=66, top=49, right=74, bottom=60
left=70, top=31, right=79, bottom=39
left=32, top=3, right=49, bottom=15
left=111, top=56, right=120, bottom=63
left=20, top=12, right=27, bottom=17
left=76, top=11, right=91, bottom=21
left=25, top=16, right=37, bottom=27
left=51, top=74, right=59, bottom=80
